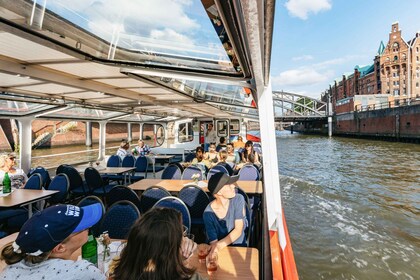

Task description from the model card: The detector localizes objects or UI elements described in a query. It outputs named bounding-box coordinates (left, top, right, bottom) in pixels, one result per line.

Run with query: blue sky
left=271, top=0, right=420, bottom=98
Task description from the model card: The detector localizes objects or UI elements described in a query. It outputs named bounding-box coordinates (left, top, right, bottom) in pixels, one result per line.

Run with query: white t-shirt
left=206, top=129, right=217, bottom=144
left=0, top=258, right=105, bottom=280
left=0, top=169, right=27, bottom=189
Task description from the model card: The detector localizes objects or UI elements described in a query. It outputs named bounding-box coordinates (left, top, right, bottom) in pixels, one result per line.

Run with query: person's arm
left=209, top=218, right=244, bottom=257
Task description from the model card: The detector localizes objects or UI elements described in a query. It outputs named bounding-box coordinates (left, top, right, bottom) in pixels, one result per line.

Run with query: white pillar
left=98, top=121, right=107, bottom=161
left=328, top=94, right=333, bottom=137
left=127, top=123, right=132, bottom=142
left=17, top=118, right=33, bottom=173
left=256, top=81, right=282, bottom=230
left=85, top=121, right=92, bottom=147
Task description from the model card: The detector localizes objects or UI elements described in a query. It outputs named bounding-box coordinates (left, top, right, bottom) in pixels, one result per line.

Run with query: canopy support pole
left=17, top=117, right=33, bottom=173
left=127, top=123, right=132, bottom=142
left=98, top=121, right=107, bottom=161
left=85, top=121, right=92, bottom=147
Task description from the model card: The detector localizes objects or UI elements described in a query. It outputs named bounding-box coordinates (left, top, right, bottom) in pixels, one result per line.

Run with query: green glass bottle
left=81, top=231, right=98, bottom=266
left=2, top=172, right=11, bottom=194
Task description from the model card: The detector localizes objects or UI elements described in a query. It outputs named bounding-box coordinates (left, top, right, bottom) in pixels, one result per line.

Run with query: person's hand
left=209, top=242, right=220, bottom=259
left=181, top=237, right=197, bottom=259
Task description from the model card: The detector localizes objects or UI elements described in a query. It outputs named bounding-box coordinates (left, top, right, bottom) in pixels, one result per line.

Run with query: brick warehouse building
left=324, top=22, right=420, bottom=110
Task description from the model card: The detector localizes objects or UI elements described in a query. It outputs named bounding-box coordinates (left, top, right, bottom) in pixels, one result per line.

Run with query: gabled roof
left=355, top=64, right=374, bottom=77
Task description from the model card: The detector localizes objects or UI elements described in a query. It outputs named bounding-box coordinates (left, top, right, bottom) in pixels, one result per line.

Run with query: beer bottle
left=81, top=230, right=98, bottom=266
left=2, top=172, right=11, bottom=194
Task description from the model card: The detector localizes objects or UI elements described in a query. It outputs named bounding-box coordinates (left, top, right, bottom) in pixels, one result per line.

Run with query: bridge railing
left=355, top=97, right=420, bottom=112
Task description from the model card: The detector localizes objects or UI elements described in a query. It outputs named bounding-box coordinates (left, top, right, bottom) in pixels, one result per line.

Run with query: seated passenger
left=133, top=140, right=151, bottom=156
left=116, top=139, right=131, bottom=160
left=0, top=204, right=104, bottom=280
left=226, top=143, right=239, bottom=164
left=235, top=153, right=261, bottom=171
left=108, top=208, right=204, bottom=280
left=216, top=137, right=227, bottom=152
left=0, top=153, right=27, bottom=189
left=204, top=143, right=219, bottom=163
left=233, top=136, right=245, bottom=149
left=190, top=146, right=211, bottom=176
left=203, top=173, right=247, bottom=259
left=241, top=140, right=260, bottom=164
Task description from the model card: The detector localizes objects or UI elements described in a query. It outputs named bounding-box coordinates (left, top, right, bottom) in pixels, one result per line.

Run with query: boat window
left=229, top=119, right=240, bottom=135
left=156, top=125, right=165, bottom=146
left=216, top=120, right=228, bottom=137
left=178, top=122, right=193, bottom=143
left=141, top=123, right=165, bottom=147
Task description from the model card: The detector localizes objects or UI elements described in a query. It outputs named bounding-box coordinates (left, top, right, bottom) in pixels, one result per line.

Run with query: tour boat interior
left=0, top=1, right=298, bottom=279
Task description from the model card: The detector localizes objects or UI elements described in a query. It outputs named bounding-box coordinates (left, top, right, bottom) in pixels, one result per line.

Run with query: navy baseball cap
left=208, top=173, right=239, bottom=195
left=13, top=204, right=103, bottom=256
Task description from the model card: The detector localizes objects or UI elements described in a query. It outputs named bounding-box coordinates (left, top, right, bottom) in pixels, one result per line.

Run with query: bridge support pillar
left=97, top=121, right=107, bottom=162
left=17, top=117, right=33, bottom=173
left=328, top=117, right=332, bottom=137
left=85, top=121, right=92, bottom=147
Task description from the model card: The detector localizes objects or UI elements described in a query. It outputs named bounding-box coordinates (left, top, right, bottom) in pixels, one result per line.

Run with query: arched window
left=394, top=55, right=398, bottom=61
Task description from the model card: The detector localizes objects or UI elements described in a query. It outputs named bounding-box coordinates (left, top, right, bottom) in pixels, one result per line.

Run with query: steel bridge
left=272, top=91, right=329, bottom=122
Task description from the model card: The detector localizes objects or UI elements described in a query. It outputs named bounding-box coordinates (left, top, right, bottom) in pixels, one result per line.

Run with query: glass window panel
left=142, top=123, right=155, bottom=147
left=230, top=119, right=240, bottom=134
left=0, top=99, right=57, bottom=116
left=178, top=122, right=193, bottom=143
left=46, top=107, right=123, bottom=120
left=216, top=120, right=228, bottom=137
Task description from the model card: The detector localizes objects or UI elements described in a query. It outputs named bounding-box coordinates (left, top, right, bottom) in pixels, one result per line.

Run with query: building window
left=394, top=55, right=398, bottom=61
left=417, top=82, right=419, bottom=88
left=417, top=47, right=419, bottom=53
left=394, top=89, right=399, bottom=96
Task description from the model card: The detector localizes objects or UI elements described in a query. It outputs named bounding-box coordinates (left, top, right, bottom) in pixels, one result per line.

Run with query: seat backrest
left=28, top=166, right=51, bottom=189
left=77, top=196, right=105, bottom=237
left=181, top=166, right=203, bottom=180
left=48, top=173, right=70, bottom=204
left=61, top=165, right=85, bottom=192
left=134, top=156, right=148, bottom=172
left=178, top=185, right=210, bottom=219
left=139, top=186, right=171, bottom=214
left=24, top=173, right=43, bottom=190
left=207, top=165, right=229, bottom=181
left=107, top=155, right=121, bottom=168
left=161, top=164, right=182, bottom=180
left=184, top=153, right=196, bottom=162
left=84, top=167, right=103, bottom=192
left=122, top=155, right=135, bottom=167
left=216, top=162, right=234, bottom=176
left=153, top=196, right=191, bottom=233
left=100, top=200, right=140, bottom=239
left=106, top=185, right=141, bottom=210
left=56, top=164, right=69, bottom=176
left=238, top=165, right=260, bottom=181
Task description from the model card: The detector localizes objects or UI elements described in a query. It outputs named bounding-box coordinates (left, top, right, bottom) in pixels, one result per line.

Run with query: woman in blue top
left=203, top=172, right=247, bottom=259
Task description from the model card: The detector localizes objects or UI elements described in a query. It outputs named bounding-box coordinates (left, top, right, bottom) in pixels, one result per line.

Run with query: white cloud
left=272, top=68, right=329, bottom=87
left=150, top=28, right=192, bottom=45
left=285, top=0, right=332, bottom=20
left=292, top=55, right=314, bottom=61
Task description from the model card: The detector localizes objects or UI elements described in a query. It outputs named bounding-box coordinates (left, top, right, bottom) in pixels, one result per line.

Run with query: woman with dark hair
left=108, top=208, right=204, bottom=280
left=241, top=141, right=260, bottom=164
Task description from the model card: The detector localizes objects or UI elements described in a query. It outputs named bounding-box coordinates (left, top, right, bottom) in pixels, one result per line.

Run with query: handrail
left=31, top=145, right=120, bottom=159
left=354, top=97, right=420, bottom=112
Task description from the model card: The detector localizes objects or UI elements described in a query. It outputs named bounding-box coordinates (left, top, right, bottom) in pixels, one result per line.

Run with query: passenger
left=205, top=123, right=217, bottom=149
left=216, top=137, right=227, bottom=152
left=241, top=141, right=260, bottom=164
left=204, top=143, right=219, bottom=163
left=133, top=140, right=151, bottom=156
left=226, top=143, right=239, bottom=164
left=0, top=204, right=104, bottom=280
left=0, top=153, right=27, bottom=189
left=108, top=208, right=204, bottom=280
left=116, top=139, right=131, bottom=160
left=203, top=173, right=247, bottom=259
left=191, top=146, right=211, bottom=174
left=215, top=151, right=234, bottom=175
left=233, top=135, right=245, bottom=149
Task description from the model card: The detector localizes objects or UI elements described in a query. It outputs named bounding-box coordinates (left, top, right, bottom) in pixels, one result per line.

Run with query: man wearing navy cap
left=203, top=173, right=247, bottom=259
left=0, top=204, right=105, bottom=280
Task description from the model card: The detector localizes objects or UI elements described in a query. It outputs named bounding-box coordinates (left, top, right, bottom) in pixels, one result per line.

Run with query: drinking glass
left=206, top=253, right=218, bottom=276
left=197, top=243, right=210, bottom=264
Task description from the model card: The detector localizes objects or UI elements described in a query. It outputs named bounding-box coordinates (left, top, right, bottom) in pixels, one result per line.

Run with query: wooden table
left=0, top=189, right=58, bottom=217
left=190, top=246, right=259, bottom=279
left=128, top=179, right=263, bottom=194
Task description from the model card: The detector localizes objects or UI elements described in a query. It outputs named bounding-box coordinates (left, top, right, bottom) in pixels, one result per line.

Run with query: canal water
left=28, top=134, right=419, bottom=279
left=278, top=132, right=419, bottom=280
